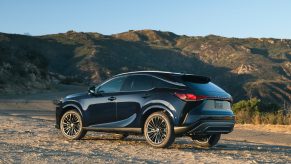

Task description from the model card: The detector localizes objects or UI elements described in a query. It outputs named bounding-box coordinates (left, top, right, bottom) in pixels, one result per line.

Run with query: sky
left=0, top=0, right=291, bottom=38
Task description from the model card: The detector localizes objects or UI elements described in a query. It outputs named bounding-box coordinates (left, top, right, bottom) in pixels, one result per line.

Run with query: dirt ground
left=0, top=100, right=290, bottom=163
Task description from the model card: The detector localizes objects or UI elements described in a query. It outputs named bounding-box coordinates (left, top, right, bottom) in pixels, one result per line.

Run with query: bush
left=233, top=98, right=290, bottom=125
left=232, top=98, right=260, bottom=124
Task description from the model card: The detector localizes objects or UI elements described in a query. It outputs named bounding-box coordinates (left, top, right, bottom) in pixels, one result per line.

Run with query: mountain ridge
left=0, top=30, right=290, bottom=105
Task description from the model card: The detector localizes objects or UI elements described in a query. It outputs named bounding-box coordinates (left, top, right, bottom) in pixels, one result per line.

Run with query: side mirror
left=88, top=86, right=96, bottom=95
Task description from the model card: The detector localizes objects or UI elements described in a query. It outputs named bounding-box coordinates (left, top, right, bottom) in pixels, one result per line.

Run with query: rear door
left=115, top=75, right=154, bottom=127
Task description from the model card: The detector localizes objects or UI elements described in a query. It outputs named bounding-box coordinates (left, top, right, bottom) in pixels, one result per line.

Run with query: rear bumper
left=174, top=116, right=235, bottom=135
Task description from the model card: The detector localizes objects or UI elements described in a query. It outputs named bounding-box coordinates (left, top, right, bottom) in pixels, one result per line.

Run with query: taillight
left=174, top=93, right=207, bottom=101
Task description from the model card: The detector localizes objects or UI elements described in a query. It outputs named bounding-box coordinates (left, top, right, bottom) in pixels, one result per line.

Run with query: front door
left=84, top=76, right=127, bottom=127
left=84, top=93, right=117, bottom=126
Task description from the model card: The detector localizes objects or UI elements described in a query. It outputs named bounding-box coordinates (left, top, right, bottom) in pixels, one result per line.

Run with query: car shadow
left=82, top=134, right=291, bottom=154
left=173, top=139, right=291, bottom=154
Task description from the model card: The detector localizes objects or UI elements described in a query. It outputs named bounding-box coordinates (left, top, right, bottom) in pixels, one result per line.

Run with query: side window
left=121, top=77, right=134, bottom=91
left=121, top=75, right=153, bottom=91
left=153, top=77, right=177, bottom=89
left=98, top=76, right=126, bottom=93
left=133, top=75, right=153, bottom=90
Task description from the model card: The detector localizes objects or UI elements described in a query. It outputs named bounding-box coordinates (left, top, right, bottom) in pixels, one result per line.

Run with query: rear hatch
left=181, top=75, right=232, bottom=110
left=174, top=74, right=232, bottom=111
left=174, top=75, right=233, bottom=125
left=176, top=74, right=231, bottom=100
left=184, top=81, right=231, bottom=101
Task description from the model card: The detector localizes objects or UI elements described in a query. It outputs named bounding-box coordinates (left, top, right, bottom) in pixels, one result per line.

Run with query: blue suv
left=55, top=71, right=235, bottom=148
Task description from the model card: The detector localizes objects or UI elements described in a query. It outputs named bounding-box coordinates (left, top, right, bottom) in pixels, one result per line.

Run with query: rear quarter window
left=153, top=78, right=179, bottom=89
left=121, top=75, right=154, bottom=91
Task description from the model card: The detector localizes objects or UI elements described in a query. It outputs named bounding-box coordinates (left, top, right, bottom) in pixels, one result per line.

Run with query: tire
left=113, top=134, right=129, bottom=140
left=60, top=110, right=87, bottom=140
left=191, top=134, right=221, bottom=148
left=144, top=111, right=175, bottom=148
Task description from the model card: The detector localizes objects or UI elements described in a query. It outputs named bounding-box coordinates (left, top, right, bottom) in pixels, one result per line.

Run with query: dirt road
left=0, top=101, right=290, bottom=163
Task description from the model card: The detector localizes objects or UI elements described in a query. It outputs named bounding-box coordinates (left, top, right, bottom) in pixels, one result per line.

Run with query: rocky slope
left=0, top=30, right=290, bottom=104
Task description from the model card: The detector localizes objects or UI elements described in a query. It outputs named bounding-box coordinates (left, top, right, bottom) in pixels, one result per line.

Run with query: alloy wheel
left=61, top=112, right=81, bottom=138
left=193, top=135, right=210, bottom=144
left=146, top=115, right=168, bottom=144
left=191, top=134, right=221, bottom=148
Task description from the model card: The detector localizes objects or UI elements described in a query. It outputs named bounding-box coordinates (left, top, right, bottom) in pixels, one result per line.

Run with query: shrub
left=233, top=98, right=290, bottom=125
left=232, top=98, right=260, bottom=124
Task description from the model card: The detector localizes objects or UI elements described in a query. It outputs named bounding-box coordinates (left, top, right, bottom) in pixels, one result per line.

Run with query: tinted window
left=159, top=74, right=210, bottom=84
left=98, top=76, right=126, bottom=93
left=184, top=82, right=226, bottom=93
left=121, top=75, right=153, bottom=91
left=153, top=78, right=177, bottom=89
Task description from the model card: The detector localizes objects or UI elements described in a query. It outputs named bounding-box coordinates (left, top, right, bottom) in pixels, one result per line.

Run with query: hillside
left=0, top=30, right=290, bottom=104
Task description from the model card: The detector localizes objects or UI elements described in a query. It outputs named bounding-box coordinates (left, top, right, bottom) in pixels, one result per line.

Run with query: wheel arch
left=60, top=102, right=84, bottom=120
left=141, top=105, right=175, bottom=131
left=56, top=102, right=84, bottom=129
left=59, top=102, right=84, bottom=123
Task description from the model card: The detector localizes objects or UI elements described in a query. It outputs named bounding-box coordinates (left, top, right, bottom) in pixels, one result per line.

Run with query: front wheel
left=144, top=112, right=175, bottom=148
left=191, top=134, right=221, bottom=148
left=60, top=110, right=87, bottom=140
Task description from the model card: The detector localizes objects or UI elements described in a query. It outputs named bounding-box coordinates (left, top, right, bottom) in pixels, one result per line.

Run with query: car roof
left=114, top=71, right=211, bottom=84
left=114, top=71, right=183, bottom=77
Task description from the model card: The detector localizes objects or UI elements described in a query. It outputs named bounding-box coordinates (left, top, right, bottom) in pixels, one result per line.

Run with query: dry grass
left=0, top=100, right=55, bottom=111
left=235, top=124, right=291, bottom=134
left=235, top=111, right=291, bottom=125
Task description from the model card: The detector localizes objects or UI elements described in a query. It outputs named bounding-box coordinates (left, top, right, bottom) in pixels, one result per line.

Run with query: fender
left=143, top=100, right=177, bottom=117
left=61, top=101, right=84, bottom=116
left=143, top=104, right=174, bottom=118
left=142, top=102, right=179, bottom=125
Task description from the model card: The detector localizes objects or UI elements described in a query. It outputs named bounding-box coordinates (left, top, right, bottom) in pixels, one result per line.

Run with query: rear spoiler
left=181, top=74, right=211, bottom=84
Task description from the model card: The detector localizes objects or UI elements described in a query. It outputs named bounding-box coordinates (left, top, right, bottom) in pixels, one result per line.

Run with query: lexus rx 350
left=55, top=71, right=235, bottom=148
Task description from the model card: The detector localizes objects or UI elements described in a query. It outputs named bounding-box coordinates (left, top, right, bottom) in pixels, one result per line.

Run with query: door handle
left=142, top=93, right=151, bottom=98
left=108, top=96, right=116, bottom=101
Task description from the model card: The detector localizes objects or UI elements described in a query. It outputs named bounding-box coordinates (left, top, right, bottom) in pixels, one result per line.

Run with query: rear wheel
left=60, top=110, right=87, bottom=140
left=144, top=112, right=175, bottom=148
left=191, top=134, right=221, bottom=148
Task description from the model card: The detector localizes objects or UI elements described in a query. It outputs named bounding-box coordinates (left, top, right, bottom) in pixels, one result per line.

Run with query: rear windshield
left=184, top=82, right=226, bottom=93
left=181, top=75, right=210, bottom=83
left=159, top=74, right=210, bottom=84
left=155, top=73, right=225, bottom=94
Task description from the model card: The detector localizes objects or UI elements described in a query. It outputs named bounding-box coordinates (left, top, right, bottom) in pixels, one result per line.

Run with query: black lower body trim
left=174, top=120, right=235, bottom=135
left=83, top=127, right=142, bottom=134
